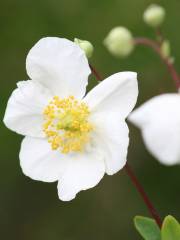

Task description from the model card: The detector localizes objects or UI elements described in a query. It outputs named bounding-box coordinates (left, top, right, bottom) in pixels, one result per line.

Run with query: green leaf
left=134, top=216, right=161, bottom=240
left=161, top=215, right=180, bottom=240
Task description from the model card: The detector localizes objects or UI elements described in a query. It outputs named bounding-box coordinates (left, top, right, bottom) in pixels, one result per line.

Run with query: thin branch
left=89, top=64, right=102, bottom=81
left=125, top=164, right=162, bottom=227
left=134, top=37, right=180, bottom=90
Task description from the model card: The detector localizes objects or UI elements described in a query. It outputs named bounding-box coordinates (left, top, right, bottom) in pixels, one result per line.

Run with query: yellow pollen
left=43, top=96, right=93, bottom=154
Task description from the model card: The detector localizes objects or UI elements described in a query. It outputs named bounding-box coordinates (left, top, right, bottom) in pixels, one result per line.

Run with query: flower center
left=43, top=96, right=93, bottom=154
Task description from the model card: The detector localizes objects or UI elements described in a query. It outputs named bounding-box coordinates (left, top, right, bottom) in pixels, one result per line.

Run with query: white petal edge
left=57, top=150, right=105, bottom=201
left=129, top=93, right=180, bottom=165
left=3, top=80, right=52, bottom=137
left=90, top=113, right=129, bottom=175
left=83, top=71, right=138, bottom=118
left=20, top=137, right=68, bottom=182
left=26, top=37, right=91, bottom=98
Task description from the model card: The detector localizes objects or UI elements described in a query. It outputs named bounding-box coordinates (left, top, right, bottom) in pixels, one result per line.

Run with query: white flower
left=129, top=94, right=180, bottom=165
left=4, top=37, right=138, bottom=201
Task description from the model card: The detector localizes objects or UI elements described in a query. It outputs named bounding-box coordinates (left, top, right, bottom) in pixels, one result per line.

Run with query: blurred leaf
left=134, top=216, right=161, bottom=240
left=161, top=215, right=180, bottom=240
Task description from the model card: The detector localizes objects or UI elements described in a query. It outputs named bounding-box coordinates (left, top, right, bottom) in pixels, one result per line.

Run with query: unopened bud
left=74, top=38, right=94, bottom=58
left=161, top=40, right=171, bottom=58
left=143, top=4, right=165, bottom=27
left=103, top=27, right=134, bottom=58
left=169, top=57, right=175, bottom=64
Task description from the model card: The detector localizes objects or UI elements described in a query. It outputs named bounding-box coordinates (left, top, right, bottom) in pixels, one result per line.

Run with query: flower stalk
left=89, top=64, right=102, bottom=82
left=134, top=37, right=180, bottom=90
left=90, top=64, right=162, bottom=228
left=125, top=163, right=162, bottom=228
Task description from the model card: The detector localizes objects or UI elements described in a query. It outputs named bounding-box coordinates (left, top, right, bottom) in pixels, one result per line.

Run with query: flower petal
left=84, top=72, right=138, bottom=118
left=129, top=94, right=180, bottom=165
left=3, top=80, right=52, bottom=137
left=26, top=37, right=91, bottom=98
left=90, top=113, right=129, bottom=175
left=20, top=137, right=68, bottom=182
left=57, top=151, right=105, bottom=201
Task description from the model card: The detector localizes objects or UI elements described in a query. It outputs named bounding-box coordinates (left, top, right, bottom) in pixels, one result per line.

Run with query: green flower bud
left=74, top=38, right=94, bottom=58
left=161, top=40, right=171, bottom=58
left=103, top=26, right=134, bottom=58
left=143, top=4, right=165, bottom=27
left=169, top=57, right=175, bottom=64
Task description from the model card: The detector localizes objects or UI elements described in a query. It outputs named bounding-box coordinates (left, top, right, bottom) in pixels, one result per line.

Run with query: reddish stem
left=90, top=64, right=162, bottom=228
left=134, top=37, right=180, bottom=90
left=125, top=164, right=162, bottom=227
left=89, top=64, right=102, bottom=81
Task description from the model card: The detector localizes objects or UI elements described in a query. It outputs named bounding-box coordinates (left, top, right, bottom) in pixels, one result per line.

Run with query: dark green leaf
left=134, top=216, right=161, bottom=240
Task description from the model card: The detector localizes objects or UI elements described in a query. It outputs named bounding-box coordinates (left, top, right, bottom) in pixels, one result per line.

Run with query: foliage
left=134, top=215, right=180, bottom=240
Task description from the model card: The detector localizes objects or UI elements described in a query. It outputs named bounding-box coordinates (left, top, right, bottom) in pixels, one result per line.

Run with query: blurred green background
left=1, top=0, right=180, bottom=239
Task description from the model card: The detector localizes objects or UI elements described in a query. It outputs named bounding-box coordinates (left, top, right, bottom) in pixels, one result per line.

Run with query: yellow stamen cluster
left=43, top=96, right=93, bottom=154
